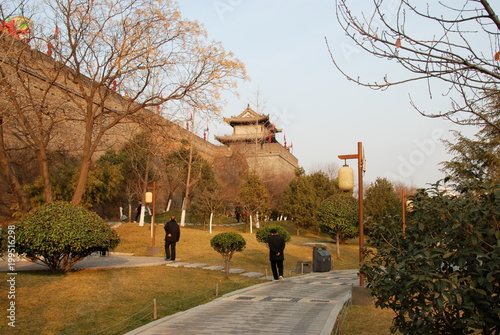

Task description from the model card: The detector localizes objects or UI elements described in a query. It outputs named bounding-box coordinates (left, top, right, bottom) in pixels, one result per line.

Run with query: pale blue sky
left=176, top=1, right=479, bottom=188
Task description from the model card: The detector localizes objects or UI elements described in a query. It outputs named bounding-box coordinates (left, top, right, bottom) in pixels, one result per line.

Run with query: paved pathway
left=0, top=253, right=166, bottom=271
left=0, top=254, right=358, bottom=334
left=127, top=269, right=358, bottom=335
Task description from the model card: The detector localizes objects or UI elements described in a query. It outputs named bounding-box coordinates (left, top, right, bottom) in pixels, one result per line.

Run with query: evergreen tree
left=190, top=161, right=222, bottom=224
left=239, top=171, right=269, bottom=222
left=280, top=176, right=317, bottom=235
left=317, top=193, right=358, bottom=259
left=280, top=171, right=340, bottom=235
left=441, top=92, right=500, bottom=185
left=364, top=178, right=402, bottom=232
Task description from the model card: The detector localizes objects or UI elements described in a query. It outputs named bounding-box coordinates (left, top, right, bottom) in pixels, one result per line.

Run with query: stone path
left=0, top=254, right=358, bottom=334
left=126, top=270, right=358, bottom=335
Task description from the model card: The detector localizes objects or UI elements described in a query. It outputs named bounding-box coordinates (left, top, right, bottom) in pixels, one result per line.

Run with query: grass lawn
left=0, top=265, right=259, bottom=334
left=0, top=216, right=396, bottom=334
left=340, top=304, right=400, bottom=335
left=114, top=218, right=360, bottom=274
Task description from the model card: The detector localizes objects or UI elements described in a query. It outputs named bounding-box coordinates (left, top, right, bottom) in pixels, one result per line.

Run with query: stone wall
left=0, top=35, right=299, bottom=217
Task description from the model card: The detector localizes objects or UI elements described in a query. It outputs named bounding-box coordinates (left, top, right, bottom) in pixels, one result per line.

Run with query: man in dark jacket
left=164, top=216, right=180, bottom=261
left=268, top=229, right=286, bottom=281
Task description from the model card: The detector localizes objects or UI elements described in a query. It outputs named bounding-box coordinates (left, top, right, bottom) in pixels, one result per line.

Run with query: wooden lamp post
left=145, top=182, right=160, bottom=256
left=338, top=142, right=366, bottom=287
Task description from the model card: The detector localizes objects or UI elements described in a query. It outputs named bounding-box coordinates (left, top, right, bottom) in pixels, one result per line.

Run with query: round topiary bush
left=210, top=232, right=246, bottom=278
left=15, top=201, right=120, bottom=272
left=255, top=224, right=291, bottom=244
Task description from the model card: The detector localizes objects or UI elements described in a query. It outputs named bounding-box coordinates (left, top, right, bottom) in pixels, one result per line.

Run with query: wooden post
left=357, top=142, right=364, bottom=287
left=338, top=142, right=365, bottom=287
left=153, top=298, right=157, bottom=320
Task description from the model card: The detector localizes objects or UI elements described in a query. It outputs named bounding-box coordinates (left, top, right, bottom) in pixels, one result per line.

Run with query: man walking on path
left=164, top=216, right=180, bottom=261
left=268, top=228, right=285, bottom=280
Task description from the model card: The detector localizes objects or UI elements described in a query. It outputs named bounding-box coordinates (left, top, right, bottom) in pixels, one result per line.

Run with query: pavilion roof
left=224, top=104, right=281, bottom=132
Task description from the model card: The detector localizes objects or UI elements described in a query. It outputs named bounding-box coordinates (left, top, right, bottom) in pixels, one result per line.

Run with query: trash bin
left=295, top=261, right=312, bottom=274
left=313, top=246, right=331, bottom=272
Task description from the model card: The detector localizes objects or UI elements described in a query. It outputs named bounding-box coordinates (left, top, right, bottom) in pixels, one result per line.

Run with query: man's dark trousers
left=271, top=260, right=284, bottom=280
left=165, top=241, right=176, bottom=260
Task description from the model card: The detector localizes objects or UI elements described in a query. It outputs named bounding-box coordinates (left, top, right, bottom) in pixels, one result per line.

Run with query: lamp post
left=401, top=191, right=413, bottom=233
left=145, top=182, right=160, bottom=256
left=338, top=142, right=365, bottom=287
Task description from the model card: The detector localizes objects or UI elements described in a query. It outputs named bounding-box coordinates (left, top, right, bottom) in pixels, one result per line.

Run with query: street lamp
left=338, top=142, right=366, bottom=287
left=401, top=190, right=413, bottom=233
left=146, top=182, right=160, bottom=256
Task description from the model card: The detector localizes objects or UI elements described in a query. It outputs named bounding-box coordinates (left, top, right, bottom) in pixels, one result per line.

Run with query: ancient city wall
left=0, top=34, right=298, bottom=216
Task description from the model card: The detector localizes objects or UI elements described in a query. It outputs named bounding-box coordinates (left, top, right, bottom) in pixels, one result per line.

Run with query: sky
left=176, top=0, right=480, bottom=189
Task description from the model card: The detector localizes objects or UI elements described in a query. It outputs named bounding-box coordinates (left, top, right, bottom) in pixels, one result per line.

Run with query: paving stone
left=202, top=265, right=225, bottom=271
left=183, top=263, right=207, bottom=268
left=240, top=272, right=264, bottom=278
left=165, top=262, right=190, bottom=267
left=226, top=268, right=245, bottom=274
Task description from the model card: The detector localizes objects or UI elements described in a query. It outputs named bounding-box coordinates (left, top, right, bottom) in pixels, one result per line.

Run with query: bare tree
left=329, top=0, right=500, bottom=131
left=0, top=116, right=30, bottom=213
left=0, top=0, right=247, bottom=208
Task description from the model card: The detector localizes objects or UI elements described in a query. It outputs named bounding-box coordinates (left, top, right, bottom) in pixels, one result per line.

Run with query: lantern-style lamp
left=145, top=183, right=160, bottom=256
left=338, top=142, right=365, bottom=287
left=145, top=191, right=153, bottom=204
left=406, top=199, right=414, bottom=212
left=338, top=164, right=354, bottom=191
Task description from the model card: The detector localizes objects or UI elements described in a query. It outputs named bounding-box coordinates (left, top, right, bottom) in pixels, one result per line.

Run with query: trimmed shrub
left=15, top=201, right=120, bottom=272
left=210, top=232, right=246, bottom=278
left=255, top=224, right=291, bottom=244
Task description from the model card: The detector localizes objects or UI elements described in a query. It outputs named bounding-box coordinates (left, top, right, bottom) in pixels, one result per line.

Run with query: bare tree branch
left=329, top=0, right=500, bottom=132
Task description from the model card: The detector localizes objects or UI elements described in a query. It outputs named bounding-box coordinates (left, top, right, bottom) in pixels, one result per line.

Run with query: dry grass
left=0, top=266, right=257, bottom=334
left=340, top=305, right=400, bottom=335
left=0, top=219, right=364, bottom=335
left=114, top=220, right=360, bottom=274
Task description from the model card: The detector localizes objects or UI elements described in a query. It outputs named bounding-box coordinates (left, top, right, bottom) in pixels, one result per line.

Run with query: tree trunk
left=71, top=152, right=93, bottom=205
left=71, top=103, right=102, bottom=205
left=336, top=232, right=341, bottom=260
left=181, top=143, right=194, bottom=226
left=35, top=147, right=54, bottom=203
left=224, top=257, right=230, bottom=279
left=0, top=117, right=31, bottom=213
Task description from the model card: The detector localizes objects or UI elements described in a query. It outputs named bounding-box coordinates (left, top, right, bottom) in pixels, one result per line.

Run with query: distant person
left=134, top=201, right=142, bottom=222
left=164, top=216, right=180, bottom=261
left=268, top=228, right=285, bottom=281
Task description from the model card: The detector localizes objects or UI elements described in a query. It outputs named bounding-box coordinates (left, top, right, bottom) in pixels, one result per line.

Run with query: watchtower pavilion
left=215, top=105, right=299, bottom=206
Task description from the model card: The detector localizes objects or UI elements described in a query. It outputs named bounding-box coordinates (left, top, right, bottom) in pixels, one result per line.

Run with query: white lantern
left=145, top=191, right=153, bottom=203
left=406, top=199, right=414, bottom=212
left=338, top=165, right=354, bottom=191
